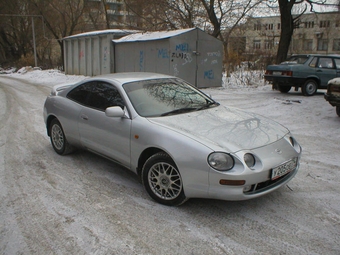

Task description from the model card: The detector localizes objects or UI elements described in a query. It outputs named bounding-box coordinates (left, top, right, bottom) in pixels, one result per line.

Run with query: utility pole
left=32, top=16, right=37, bottom=67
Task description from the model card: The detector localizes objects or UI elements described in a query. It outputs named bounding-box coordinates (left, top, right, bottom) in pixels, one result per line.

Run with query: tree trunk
left=276, top=0, right=296, bottom=64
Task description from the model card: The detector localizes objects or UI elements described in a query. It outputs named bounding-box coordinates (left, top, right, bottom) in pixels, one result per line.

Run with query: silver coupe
left=43, top=72, right=302, bottom=206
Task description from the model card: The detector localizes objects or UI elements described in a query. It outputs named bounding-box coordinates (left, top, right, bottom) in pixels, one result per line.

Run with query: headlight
left=208, top=152, right=234, bottom=171
left=244, top=153, right=255, bottom=168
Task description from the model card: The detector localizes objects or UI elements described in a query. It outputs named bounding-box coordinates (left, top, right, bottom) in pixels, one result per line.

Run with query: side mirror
left=105, top=106, right=126, bottom=118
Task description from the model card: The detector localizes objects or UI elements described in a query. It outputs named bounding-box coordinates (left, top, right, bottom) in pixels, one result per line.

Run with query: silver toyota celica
left=44, top=72, right=302, bottom=206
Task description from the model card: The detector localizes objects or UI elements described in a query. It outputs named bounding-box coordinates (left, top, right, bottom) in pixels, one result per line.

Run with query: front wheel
left=336, top=106, right=340, bottom=117
left=142, top=152, right=186, bottom=206
left=49, top=118, right=74, bottom=155
left=302, top=79, right=317, bottom=96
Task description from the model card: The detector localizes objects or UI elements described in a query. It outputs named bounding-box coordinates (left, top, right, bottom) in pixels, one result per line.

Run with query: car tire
left=49, top=118, right=74, bottom=155
left=302, top=79, right=317, bottom=96
left=278, top=85, right=291, bottom=93
left=336, top=106, right=340, bottom=117
left=142, top=152, right=187, bottom=206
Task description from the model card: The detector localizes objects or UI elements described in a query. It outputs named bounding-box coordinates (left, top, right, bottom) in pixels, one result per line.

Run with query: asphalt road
left=0, top=75, right=339, bottom=254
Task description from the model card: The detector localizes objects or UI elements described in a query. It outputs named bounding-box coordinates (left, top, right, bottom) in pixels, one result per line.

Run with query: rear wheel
left=142, top=152, right=186, bottom=206
left=278, top=85, right=291, bottom=93
left=336, top=106, right=340, bottom=117
left=49, top=118, right=74, bottom=155
left=302, top=79, right=317, bottom=96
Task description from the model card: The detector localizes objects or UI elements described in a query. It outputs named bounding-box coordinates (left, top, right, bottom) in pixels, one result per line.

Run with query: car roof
left=290, top=54, right=340, bottom=58
left=87, top=72, right=175, bottom=85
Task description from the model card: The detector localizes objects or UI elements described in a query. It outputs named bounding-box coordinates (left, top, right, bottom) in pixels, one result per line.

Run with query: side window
left=309, top=57, right=317, bottom=68
left=87, top=82, right=124, bottom=111
left=334, top=59, right=340, bottom=69
left=317, top=57, right=334, bottom=69
left=67, top=82, right=94, bottom=105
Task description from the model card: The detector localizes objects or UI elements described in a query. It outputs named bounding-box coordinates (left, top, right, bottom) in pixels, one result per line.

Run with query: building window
left=264, top=40, right=273, bottom=49
left=253, top=40, right=261, bottom=50
left=303, top=39, right=313, bottom=51
left=333, top=39, right=340, bottom=51
left=336, top=21, right=340, bottom=27
left=254, top=23, right=261, bottom=31
left=304, top=21, right=314, bottom=28
left=317, top=39, right=328, bottom=51
left=265, top=24, right=273, bottom=30
left=320, top=20, right=330, bottom=28
left=277, top=23, right=281, bottom=30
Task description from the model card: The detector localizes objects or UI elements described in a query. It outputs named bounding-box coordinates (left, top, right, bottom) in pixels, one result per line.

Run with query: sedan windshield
left=123, top=78, right=218, bottom=117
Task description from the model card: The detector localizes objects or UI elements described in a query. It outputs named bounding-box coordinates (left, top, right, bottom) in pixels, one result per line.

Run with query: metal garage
left=63, top=29, right=137, bottom=76
left=113, top=28, right=223, bottom=87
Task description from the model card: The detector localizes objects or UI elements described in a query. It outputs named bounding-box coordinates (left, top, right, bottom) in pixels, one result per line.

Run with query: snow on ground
left=1, top=68, right=339, bottom=254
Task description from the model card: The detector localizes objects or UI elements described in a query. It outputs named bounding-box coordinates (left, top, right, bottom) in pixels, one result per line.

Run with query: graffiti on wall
left=139, top=50, right=144, bottom=71
left=79, top=50, right=84, bottom=59
left=204, top=70, right=214, bottom=80
left=207, top=51, right=221, bottom=57
left=171, top=43, right=193, bottom=66
left=158, top=48, right=169, bottom=59
left=103, top=46, right=108, bottom=70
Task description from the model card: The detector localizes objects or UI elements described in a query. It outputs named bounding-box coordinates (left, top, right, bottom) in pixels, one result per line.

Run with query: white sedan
left=43, top=72, right=302, bottom=206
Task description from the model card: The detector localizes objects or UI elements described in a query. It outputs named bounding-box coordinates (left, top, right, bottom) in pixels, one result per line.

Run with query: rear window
left=287, top=56, right=308, bottom=64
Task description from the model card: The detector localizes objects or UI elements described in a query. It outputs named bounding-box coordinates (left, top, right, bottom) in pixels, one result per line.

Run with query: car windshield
left=123, top=78, right=218, bottom=117
left=286, top=56, right=309, bottom=64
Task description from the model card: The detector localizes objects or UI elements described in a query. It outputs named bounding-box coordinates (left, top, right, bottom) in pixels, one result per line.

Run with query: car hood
left=148, top=105, right=289, bottom=152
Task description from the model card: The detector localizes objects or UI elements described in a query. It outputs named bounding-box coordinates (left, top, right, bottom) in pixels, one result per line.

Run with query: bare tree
left=275, top=0, right=340, bottom=63
left=28, top=0, right=87, bottom=67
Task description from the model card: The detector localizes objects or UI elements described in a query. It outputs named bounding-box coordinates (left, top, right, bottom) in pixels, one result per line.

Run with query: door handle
left=81, top=114, right=88, bottom=120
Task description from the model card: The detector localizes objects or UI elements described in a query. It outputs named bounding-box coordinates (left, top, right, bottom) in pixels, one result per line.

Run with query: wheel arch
left=137, top=147, right=173, bottom=179
left=46, top=115, right=57, bottom=136
left=305, top=76, right=320, bottom=87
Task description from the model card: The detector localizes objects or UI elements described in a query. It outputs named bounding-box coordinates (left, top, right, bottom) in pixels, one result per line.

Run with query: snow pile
left=7, top=67, right=87, bottom=86
left=5, top=66, right=267, bottom=89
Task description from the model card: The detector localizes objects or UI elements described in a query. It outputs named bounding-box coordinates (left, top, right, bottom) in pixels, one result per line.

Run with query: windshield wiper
left=161, top=107, right=197, bottom=116
left=196, top=101, right=219, bottom=111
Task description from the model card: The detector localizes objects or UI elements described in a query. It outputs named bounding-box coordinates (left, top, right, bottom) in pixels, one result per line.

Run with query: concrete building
left=84, top=0, right=141, bottom=29
left=240, top=12, right=340, bottom=57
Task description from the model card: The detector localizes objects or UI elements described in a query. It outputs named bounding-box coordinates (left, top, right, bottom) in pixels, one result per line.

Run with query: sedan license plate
left=271, top=158, right=297, bottom=180
left=273, top=71, right=282, bottom=75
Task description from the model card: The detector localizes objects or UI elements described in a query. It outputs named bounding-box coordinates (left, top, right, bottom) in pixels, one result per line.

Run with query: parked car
left=265, top=54, right=340, bottom=96
left=324, top=78, right=340, bottom=117
left=44, top=72, right=302, bottom=206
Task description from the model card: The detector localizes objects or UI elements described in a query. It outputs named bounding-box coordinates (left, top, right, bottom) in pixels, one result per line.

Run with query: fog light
left=243, top=185, right=252, bottom=192
left=244, top=153, right=255, bottom=168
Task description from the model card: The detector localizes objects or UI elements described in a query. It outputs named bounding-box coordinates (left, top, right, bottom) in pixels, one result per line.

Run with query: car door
left=316, top=57, right=337, bottom=87
left=334, top=58, right=340, bottom=78
left=78, top=81, right=131, bottom=168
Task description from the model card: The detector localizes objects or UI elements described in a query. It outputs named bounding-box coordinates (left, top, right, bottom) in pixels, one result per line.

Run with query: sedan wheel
left=336, top=106, right=340, bottom=117
left=302, top=79, right=317, bottom=96
left=50, top=118, right=74, bottom=155
left=142, top=152, right=186, bottom=206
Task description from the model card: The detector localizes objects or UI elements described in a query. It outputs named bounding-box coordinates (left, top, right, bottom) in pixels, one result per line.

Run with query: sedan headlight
left=208, top=152, right=234, bottom=171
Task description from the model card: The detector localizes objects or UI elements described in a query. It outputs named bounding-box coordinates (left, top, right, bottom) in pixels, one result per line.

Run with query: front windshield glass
left=123, top=78, right=218, bottom=117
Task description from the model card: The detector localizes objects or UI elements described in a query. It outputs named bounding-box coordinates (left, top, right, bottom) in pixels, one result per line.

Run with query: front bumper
left=324, top=93, right=340, bottom=107
left=207, top=137, right=302, bottom=201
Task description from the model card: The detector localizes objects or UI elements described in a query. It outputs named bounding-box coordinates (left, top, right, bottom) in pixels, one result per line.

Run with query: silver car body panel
left=44, top=72, right=302, bottom=201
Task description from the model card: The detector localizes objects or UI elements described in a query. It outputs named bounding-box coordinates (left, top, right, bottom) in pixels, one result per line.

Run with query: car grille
left=244, top=169, right=297, bottom=195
